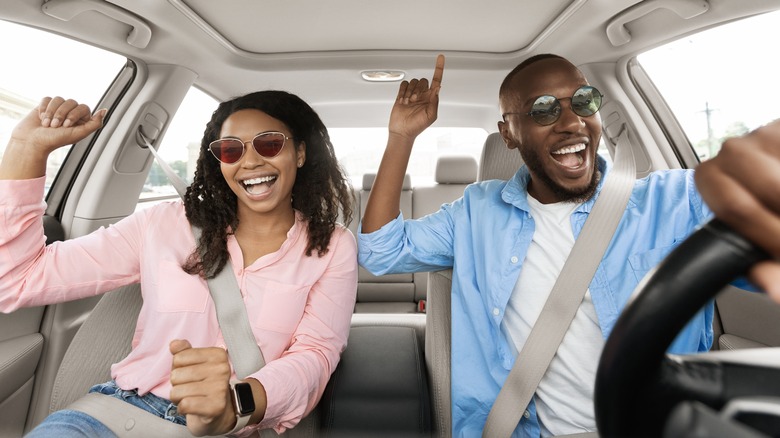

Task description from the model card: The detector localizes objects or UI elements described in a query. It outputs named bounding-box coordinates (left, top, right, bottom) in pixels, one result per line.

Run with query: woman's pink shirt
left=0, top=177, right=358, bottom=434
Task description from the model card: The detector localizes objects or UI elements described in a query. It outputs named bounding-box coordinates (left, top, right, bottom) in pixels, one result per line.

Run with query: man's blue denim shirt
left=358, top=157, right=713, bottom=437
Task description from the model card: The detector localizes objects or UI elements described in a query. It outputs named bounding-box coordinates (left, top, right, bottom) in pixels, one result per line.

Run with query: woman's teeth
left=243, top=175, right=276, bottom=185
left=242, top=175, right=277, bottom=195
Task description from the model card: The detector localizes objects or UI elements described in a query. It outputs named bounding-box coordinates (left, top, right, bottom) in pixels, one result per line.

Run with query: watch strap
left=227, top=413, right=251, bottom=436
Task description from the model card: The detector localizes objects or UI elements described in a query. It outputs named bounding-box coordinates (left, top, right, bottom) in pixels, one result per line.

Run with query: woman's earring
left=297, top=161, right=303, bottom=168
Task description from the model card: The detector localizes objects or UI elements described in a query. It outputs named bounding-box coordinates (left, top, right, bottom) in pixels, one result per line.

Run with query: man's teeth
left=552, top=144, right=586, bottom=155
left=243, top=176, right=277, bottom=185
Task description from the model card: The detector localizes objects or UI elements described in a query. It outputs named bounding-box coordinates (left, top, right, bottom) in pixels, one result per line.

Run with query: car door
left=632, top=10, right=780, bottom=350
left=0, top=19, right=130, bottom=436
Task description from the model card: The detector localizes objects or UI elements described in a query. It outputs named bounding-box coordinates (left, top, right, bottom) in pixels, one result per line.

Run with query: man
left=358, top=54, right=780, bottom=436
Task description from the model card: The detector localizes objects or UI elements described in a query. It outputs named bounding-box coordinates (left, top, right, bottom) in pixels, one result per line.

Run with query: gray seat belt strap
left=193, top=226, right=266, bottom=377
left=482, top=127, right=636, bottom=438
left=71, top=393, right=278, bottom=438
left=140, top=129, right=264, bottom=377
left=139, top=128, right=189, bottom=199
left=70, top=393, right=196, bottom=437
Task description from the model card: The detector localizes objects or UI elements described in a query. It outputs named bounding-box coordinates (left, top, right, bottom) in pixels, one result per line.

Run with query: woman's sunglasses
left=503, top=85, right=603, bottom=126
left=208, top=131, right=291, bottom=164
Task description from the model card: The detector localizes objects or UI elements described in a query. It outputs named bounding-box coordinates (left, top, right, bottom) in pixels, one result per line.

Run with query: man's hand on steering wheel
left=695, top=119, right=780, bottom=302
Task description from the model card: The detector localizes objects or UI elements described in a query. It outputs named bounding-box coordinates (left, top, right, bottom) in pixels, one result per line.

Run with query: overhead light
left=361, top=70, right=406, bottom=82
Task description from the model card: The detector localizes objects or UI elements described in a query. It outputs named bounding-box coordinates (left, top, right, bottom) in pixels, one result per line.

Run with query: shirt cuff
left=0, top=177, right=46, bottom=206
left=357, top=211, right=404, bottom=245
left=237, top=368, right=298, bottom=434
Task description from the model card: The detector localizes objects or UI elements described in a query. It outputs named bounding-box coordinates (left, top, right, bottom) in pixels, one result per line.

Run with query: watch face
left=234, top=382, right=256, bottom=415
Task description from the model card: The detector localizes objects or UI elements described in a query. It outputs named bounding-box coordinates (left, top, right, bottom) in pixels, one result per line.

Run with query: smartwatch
left=228, top=380, right=255, bottom=434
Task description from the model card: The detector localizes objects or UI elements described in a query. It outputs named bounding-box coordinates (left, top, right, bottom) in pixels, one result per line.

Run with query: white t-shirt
left=502, top=195, right=605, bottom=437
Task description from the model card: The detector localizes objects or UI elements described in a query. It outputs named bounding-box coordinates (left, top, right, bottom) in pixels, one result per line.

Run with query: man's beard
left=521, top=146, right=601, bottom=204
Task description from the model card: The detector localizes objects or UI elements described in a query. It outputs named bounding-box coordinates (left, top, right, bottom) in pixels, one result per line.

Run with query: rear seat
left=412, top=155, right=478, bottom=304
left=355, top=173, right=416, bottom=313
left=351, top=155, right=477, bottom=314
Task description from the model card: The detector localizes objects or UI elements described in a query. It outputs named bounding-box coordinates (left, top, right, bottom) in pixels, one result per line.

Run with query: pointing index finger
left=431, top=54, right=445, bottom=90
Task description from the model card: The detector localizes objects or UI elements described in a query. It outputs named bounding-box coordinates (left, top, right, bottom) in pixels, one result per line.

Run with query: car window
left=0, top=19, right=125, bottom=197
left=330, top=127, right=488, bottom=186
left=136, top=87, right=217, bottom=209
left=637, top=10, right=780, bottom=161
left=138, top=98, right=488, bottom=207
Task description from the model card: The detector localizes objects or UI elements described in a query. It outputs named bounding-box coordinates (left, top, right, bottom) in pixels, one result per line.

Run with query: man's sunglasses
left=208, top=131, right=291, bottom=164
left=503, top=85, right=603, bottom=126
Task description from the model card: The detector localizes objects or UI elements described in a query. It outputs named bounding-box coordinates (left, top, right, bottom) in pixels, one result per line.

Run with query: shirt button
left=510, top=256, right=519, bottom=264
left=523, top=410, right=531, bottom=419
left=493, top=308, right=500, bottom=316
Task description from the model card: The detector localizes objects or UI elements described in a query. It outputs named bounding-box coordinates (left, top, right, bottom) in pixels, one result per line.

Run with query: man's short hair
left=499, top=53, right=566, bottom=98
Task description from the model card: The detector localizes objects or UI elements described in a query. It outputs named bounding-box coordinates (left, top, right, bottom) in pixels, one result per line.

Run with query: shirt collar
left=227, top=209, right=305, bottom=271
left=500, top=155, right=610, bottom=214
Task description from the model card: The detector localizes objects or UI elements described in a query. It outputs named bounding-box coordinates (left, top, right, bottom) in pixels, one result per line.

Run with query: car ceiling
left=2, top=0, right=778, bottom=130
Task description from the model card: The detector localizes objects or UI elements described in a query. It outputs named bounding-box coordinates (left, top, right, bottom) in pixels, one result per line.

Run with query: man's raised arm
left=361, top=55, right=445, bottom=233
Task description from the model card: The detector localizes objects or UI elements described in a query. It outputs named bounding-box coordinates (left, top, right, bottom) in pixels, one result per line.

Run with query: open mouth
left=551, top=143, right=587, bottom=169
left=241, top=175, right=277, bottom=195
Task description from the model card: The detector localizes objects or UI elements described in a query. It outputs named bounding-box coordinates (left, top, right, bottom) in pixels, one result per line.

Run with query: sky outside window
left=637, top=10, right=780, bottom=159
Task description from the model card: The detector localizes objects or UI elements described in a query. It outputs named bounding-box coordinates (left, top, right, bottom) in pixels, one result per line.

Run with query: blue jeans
left=26, top=380, right=186, bottom=437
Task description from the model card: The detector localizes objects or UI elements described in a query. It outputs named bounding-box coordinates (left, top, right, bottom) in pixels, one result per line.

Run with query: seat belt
left=482, top=126, right=637, bottom=438
left=192, top=224, right=266, bottom=377
left=70, top=393, right=198, bottom=437
left=68, top=129, right=266, bottom=437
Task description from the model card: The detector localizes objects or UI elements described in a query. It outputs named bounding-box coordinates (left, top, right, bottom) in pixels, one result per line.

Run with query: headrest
left=362, top=173, right=412, bottom=191
left=477, top=132, right=525, bottom=181
left=435, top=155, right=478, bottom=184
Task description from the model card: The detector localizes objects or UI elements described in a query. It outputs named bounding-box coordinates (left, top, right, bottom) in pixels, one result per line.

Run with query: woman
left=0, top=91, right=357, bottom=436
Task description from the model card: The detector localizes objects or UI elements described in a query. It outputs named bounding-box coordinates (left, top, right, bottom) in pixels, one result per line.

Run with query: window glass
left=137, top=87, right=217, bottom=208
left=330, top=127, right=488, bottom=186
left=0, top=20, right=125, bottom=195
left=637, top=10, right=780, bottom=160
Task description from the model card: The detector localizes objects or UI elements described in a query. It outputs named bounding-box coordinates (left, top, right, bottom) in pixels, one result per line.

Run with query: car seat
left=47, top=283, right=319, bottom=437
left=425, top=132, right=524, bottom=437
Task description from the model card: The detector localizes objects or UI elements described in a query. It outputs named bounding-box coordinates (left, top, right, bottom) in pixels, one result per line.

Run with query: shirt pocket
left=248, top=280, right=310, bottom=334
left=627, top=243, right=679, bottom=284
left=154, top=261, right=209, bottom=313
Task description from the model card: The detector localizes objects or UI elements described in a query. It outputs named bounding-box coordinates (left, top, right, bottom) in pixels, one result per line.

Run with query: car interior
left=1, top=0, right=780, bottom=436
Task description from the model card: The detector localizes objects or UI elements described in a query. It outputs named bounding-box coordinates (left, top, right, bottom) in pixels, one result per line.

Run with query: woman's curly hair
left=182, top=90, right=353, bottom=278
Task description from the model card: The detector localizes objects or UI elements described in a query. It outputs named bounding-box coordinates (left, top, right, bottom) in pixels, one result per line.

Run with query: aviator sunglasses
left=503, top=85, right=603, bottom=126
left=208, top=131, right=291, bottom=164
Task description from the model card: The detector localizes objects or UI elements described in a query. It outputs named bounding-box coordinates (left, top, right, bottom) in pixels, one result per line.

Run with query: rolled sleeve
left=358, top=209, right=456, bottom=276
left=357, top=212, right=407, bottom=276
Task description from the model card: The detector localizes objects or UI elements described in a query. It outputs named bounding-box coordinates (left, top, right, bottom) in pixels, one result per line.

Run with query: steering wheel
left=594, top=219, right=780, bottom=437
